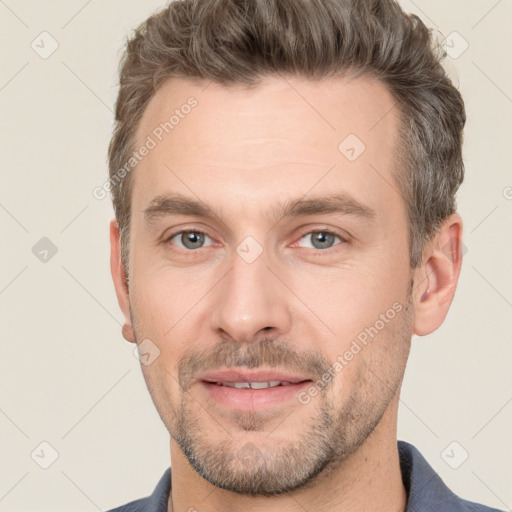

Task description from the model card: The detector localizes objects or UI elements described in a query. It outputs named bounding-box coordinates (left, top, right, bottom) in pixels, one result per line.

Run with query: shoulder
left=398, top=441, right=505, bottom=512
left=106, top=497, right=150, bottom=512
left=457, top=498, right=506, bottom=512
left=106, top=467, right=172, bottom=512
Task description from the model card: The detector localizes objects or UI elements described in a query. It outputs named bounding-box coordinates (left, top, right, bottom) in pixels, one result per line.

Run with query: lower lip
left=200, top=381, right=312, bottom=411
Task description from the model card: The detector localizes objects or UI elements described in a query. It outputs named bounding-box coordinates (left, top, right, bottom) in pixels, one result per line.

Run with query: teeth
left=231, top=382, right=251, bottom=389
left=219, top=381, right=283, bottom=389
left=250, top=381, right=281, bottom=389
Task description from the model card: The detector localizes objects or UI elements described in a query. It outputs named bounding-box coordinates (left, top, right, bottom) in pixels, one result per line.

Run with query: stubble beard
left=134, top=292, right=414, bottom=496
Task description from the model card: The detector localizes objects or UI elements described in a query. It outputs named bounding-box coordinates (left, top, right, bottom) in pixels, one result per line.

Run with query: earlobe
left=109, top=219, right=137, bottom=344
left=413, top=213, right=464, bottom=337
left=122, top=323, right=136, bottom=344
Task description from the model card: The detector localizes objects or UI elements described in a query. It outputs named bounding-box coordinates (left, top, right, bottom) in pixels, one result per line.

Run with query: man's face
left=122, top=75, right=417, bottom=495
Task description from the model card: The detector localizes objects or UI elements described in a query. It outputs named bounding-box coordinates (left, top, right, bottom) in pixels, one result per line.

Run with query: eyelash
left=294, top=228, right=348, bottom=254
left=164, top=227, right=349, bottom=255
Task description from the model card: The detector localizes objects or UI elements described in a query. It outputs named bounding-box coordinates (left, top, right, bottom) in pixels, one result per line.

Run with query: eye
left=297, top=230, right=343, bottom=250
left=167, top=230, right=213, bottom=250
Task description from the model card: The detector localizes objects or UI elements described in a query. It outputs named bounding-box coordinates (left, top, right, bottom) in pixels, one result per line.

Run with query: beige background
left=0, top=0, right=511, bottom=510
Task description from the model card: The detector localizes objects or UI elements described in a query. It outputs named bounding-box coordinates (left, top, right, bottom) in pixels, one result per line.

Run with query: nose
left=209, top=248, right=292, bottom=344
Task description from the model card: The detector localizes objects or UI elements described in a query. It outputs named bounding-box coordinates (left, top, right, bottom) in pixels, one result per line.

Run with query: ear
left=110, top=219, right=136, bottom=344
left=413, top=213, right=464, bottom=336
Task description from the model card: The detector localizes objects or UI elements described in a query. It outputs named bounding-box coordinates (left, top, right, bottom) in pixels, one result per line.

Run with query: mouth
left=197, top=370, right=314, bottom=410
left=199, top=369, right=312, bottom=384
left=205, top=380, right=305, bottom=389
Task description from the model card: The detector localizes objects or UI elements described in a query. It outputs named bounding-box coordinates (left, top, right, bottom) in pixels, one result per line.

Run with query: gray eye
left=299, top=231, right=340, bottom=250
left=171, top=231, right=212, bottom=250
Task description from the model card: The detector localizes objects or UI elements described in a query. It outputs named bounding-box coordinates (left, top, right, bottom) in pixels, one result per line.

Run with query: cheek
left=131, top=281, right=172, bottom=340
left=139, top=357, right=181, bottom=426
left=286, top=250, right=411, bottom=383
left=130, top=266, right=214, bottom=377
left=132, top=277, right=191, bottom=408
left=325, top=297, right=413, bottom=405
left=130, top=259, right=203, bottom=335
left=294, top=262, right=406, bottom=338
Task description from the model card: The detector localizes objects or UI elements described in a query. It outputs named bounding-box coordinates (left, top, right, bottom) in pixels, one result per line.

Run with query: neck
left=167, top=403, right=407, bottom=512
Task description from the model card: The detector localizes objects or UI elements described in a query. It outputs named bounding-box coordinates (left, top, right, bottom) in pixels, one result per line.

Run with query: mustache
left=178, top=336, right=332, bottom=391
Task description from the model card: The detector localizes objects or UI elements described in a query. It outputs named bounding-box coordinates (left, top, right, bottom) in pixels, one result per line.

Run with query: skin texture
left=110, top=74, right=463, bottom=511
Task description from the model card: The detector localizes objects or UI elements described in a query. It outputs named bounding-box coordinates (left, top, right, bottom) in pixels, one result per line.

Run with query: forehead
left=132, top=74, right=403, bottom=222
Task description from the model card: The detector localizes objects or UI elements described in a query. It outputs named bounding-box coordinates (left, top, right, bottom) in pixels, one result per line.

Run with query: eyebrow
left=143, top=192, right=377, bottom=227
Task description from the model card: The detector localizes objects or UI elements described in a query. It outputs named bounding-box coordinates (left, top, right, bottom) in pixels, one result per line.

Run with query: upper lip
left=198, top=369, right=312, bottom=384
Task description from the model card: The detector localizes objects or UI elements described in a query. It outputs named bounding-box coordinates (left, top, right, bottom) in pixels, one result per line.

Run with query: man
left=106, top=0, right=503, bottom=510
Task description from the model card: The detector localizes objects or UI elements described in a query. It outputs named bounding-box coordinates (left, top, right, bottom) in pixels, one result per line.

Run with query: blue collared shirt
left=107, top=440, right=505, bottom=511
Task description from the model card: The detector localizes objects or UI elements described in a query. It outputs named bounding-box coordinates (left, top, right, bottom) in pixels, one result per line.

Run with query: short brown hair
left=108, top=0, right=465, bottom=273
